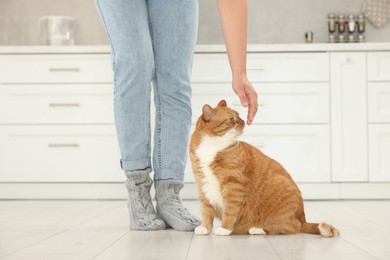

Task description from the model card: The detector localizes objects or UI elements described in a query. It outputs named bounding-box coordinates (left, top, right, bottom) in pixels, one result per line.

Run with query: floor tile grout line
left=264, top=235, right=283, bottom=260
left=338, top=236, right=381, bottom=260
left=342, top=212, right=390, bottom=231
left=90, top=230, right=131, bottom=260
left=0, top=201, right=106, bottom=232
left=185, top=233, right=195, bottom=260
left=266, top=233, right=381, bottom=260
left=0, top=202, right=123, bottom=260
left=0, top=201, right=124, bottom=233
left=306, top=201, right=390, bottom=232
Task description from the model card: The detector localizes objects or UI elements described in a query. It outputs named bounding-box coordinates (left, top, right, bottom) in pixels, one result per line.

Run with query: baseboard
left=1, top=182, right=390, bottom=200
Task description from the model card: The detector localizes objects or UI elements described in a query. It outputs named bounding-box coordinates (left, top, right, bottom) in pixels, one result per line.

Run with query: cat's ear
left=202, top=105, right=215, bottom=122
left=217, top=100, right=227, bottom=107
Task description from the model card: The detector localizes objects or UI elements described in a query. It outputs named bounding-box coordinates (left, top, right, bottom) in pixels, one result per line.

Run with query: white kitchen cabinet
left=0, top=125, right=122, bottom=182
left=0, top=56, right=5, bottom=82
left=241, top=125, right=331, bottom=182
left=368, top=82, right=390, bottom=123
left=192, top=82, right=329, bottom=124
left=368, top=52, right=390, bottom=81
left=0, top=84, right=114, bottom=124
left=190, top=52, right=330, bottom=184
left=191, top=54, right=231, bottom=82
left=184, top=125, right=331, bottom=183
left=1, top=46, right=390, bottom=199
left=0, top=54, right=121, bottom=184
left=245, top=53, right=329, bottom=82
left=192, top=53, right=329, bottom=83
left=331, top=52, right=368, bottom=182
left=367, top=52, right=390, bottom=183
left=2, top=55, right=112, bottom=83
left=369, top=125, right=390, bottom=181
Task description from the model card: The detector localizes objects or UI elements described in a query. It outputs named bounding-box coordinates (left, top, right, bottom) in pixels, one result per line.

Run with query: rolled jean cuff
left=120, top=158, right=151, bottom=172
left=154, top=168, right=185, bottom=182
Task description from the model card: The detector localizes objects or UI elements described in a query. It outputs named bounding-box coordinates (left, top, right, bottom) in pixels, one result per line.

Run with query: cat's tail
left=301, top=222, right=340, bottom=237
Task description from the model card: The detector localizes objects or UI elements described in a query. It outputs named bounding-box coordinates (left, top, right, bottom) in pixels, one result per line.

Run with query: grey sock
left=155, top=179, right=201, bottom=231
left=125, top=168, right=166, bottom=231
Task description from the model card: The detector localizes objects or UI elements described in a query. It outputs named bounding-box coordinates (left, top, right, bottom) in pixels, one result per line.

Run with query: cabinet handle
left=233, top=101, right=264, bottom=107
left=49, top=67, right=80, bottom=72
left=49, top=103, right=80, bottom=108
left=48, top=143, right=80, bottom=148
left=247, top=66, right=265, bottom=71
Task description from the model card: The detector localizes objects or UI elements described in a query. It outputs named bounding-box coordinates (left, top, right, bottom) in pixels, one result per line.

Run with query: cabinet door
left=331, top=52, right=368, bottom=182
left=192, top=53, right=329, bottom=83
left=367, top=52, right=390, bottom=81
left=368, top=82, right=390, bottom=123
left=0, top=125, right=123, bottom=182
left=245, top=53, right=329, bottom=82
left=192, top=83, right=330, bottom=124
left=0, top=56, right=5, bottom=83
left=185, top=125, right=330, bottom=183
left=241, top=125, right=331, bottom=182
left=0, top=84, right=114, bottom=124
left=369, top=125, right=390, bottom=182
left=2, top=55, right=113, bottom=84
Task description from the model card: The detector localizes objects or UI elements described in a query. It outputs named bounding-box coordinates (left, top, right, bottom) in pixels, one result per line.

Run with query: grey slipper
left=125, top=168, right=166, bottom=231
left=155, top=179, right=201, bottom=231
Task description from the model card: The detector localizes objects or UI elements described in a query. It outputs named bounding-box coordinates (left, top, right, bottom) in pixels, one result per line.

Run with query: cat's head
left=196, top=100, right=245, bottom=138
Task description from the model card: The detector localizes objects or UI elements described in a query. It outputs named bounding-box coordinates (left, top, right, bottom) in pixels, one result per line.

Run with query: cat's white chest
left=195, top=131, right=237, bottom=209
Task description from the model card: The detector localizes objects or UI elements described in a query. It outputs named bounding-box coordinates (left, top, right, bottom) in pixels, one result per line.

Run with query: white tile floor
left=0, top=200, right=390, bottom=260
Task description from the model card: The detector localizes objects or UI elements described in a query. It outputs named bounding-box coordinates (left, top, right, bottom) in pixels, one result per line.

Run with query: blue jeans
left=96, top=0, right=198, bottom=181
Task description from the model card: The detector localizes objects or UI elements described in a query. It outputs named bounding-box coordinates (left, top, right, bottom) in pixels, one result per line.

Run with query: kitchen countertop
left=0, top=43, right=390, bottom=54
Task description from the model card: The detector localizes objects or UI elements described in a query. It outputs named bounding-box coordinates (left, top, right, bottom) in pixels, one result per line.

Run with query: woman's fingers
left=245, top=84, right=258, bottom=125
left=232, top=78, right=258, bottom=125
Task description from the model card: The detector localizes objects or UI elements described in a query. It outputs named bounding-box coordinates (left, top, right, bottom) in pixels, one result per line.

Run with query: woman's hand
left=216, top=0, right=257, bottom=124
left=232, top=74, right=258, bottom=125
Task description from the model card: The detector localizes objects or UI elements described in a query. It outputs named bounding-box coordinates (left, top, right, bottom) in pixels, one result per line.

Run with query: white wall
left=0, top=0, right=389, bottom=45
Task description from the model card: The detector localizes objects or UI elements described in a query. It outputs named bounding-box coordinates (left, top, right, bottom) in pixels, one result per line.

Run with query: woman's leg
left=95, top=0, right=165, bottom=230
left=148, top=0, right=197, bottom=182
left=96, top=0, right=152, bottom=170
left=147, top=0, right=200, bottom=231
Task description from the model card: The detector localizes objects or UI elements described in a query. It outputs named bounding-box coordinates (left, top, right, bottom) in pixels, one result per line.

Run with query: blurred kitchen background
left=1, top=0, right=390, bottom=45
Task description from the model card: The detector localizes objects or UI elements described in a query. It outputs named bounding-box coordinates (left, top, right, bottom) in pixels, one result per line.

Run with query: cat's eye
left=229, top=117, right=235, bottom=123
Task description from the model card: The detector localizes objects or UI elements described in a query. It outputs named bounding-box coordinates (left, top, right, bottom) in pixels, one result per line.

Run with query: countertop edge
left=0, top=43, right=390, bottom=54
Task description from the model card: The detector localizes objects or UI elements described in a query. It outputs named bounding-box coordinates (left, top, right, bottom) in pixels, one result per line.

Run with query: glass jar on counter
left=357, top=14, right=366, bottom=33
left=328, top=34, right=336, bottom=43
left=348, top=34, right=356, bottom=43
left=338, top=34, right=346, bottom=43
left=328, top=14, right=337, bottom=33
left=348, top=14, right=356, bottom=33
left=338, top=14, right=347, bottom=33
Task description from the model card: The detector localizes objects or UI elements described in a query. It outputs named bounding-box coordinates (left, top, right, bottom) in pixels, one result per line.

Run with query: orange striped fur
left=189, top=100, right=339, bottom=237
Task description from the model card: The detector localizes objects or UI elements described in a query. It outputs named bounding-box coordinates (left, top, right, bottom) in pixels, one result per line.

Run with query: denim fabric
left=95, top=0, right=198, bottom=181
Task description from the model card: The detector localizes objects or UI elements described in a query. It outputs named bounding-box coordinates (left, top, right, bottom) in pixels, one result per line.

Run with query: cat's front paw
left=194, top=225, right=210, bottom=235
left=213, top=227, right=232, bottom=236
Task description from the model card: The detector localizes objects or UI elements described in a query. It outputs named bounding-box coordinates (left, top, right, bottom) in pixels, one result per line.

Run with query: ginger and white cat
left=189, top=100, right=339, bottom=237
